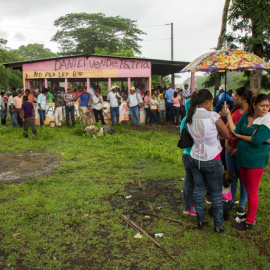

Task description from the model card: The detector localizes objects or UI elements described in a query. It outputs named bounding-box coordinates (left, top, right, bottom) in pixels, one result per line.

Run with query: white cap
left=111, top=85, right=119, bottom=90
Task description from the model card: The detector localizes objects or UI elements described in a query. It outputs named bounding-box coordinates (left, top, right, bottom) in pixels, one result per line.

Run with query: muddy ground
left=0, top=153, right=60, bottom=184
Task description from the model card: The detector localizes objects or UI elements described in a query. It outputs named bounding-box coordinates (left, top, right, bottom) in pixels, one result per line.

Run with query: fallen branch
left=148, top=204, right=157, bottom=215
left=121, top=215, right=175, bottom=260
left=103, top=190, right=119, bottom=200
left=140, top=212, right=198, bottom=228
left=176, top=230, right=186, bottom=239
left=260, top=239, right=270, bottom=256
left=122, top=215, right=164, bottom=249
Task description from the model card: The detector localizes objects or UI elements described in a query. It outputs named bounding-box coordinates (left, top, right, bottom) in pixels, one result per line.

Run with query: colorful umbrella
left=181, top=48, right=270, bottom=73
left=181, top=48, right=270, bottom=104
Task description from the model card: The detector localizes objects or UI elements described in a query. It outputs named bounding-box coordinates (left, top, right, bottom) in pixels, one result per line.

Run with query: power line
left=0, top=23, right=171, bottom=30
left=138, top=24, right=168, bottom=28
left=141, top=38, right=170, bottom=42
left=0, top=25, right=54, bottom=30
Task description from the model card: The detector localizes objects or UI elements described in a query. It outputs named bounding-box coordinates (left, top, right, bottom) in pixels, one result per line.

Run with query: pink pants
left=239, top=166, right=265, bottom=223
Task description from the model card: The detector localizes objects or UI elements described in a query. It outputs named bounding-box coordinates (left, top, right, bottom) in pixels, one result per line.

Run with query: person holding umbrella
left=225, top=87, right=252, bottom=216
left=227, top=94, right=270, bottom=230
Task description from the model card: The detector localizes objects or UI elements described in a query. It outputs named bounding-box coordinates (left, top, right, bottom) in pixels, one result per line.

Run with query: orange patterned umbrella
left=182, top=48, right=270, bottom=73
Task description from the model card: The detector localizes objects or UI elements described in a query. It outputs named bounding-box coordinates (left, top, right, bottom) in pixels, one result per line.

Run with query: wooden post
left=128, top=77, right=131, bottom=94
left=65, top=78, right=68, bottom=93
left=39, top=81, right=43, bottom=91
left=87, top=78, right=90, bottom=93
left=108, top=78, right=112, bottom=92
left=190, top=72, right=195, bottom=94
left=171, top=74, right=175, bottom=88
left=160, top=76, right=163, bottom=87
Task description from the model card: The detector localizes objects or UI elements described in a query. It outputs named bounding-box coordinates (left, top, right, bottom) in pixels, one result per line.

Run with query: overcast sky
left=0, top=0, right=225, bottom=83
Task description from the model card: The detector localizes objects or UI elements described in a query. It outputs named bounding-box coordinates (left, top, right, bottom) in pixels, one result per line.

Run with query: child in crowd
left=149, top=92, right=160, bottom=127
left=209, top=171, right=235, bottom=220
left=54, top=91, right=64, bottom=127
left=21, top=96, right=37, bottom=138
left=158, top=94, right=166, bottom=125
left=181, top=99, right=196, bottom=216
left=144, top=90, right=150, bottom=125
left=92, top=88, right=106, bottom=125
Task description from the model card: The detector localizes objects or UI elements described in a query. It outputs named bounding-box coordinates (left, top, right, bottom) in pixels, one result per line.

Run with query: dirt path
left=0, top=153, right=60, bottom=184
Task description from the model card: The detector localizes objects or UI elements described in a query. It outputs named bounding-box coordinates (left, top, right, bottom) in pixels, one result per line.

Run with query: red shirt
left=228, top=108, right=247, bottom=149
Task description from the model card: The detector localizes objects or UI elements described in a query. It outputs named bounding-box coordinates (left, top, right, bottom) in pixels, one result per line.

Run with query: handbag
left=177, top=127, right=194, bottom=149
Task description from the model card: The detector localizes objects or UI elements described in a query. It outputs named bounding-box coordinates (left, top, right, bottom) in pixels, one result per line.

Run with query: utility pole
left=170, top=22, right=174, bottom=87
left=165, top=22, right=174, bottom=87
left=171, top=22, right=174, bottom=61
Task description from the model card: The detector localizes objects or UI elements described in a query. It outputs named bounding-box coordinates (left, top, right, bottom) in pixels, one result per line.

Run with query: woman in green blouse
left=227, top=94, right=270, bottom=230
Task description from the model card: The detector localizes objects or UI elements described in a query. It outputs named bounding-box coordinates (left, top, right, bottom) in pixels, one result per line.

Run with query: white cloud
left=0, top=0, right=226, bottom=82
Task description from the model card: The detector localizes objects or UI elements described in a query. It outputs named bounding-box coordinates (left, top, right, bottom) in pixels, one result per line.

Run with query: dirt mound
left=0, top=153, right=60, bottom=184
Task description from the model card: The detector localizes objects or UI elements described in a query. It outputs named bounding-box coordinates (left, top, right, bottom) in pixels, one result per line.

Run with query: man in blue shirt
left=79, top=87, right=92, bottom=114
left=164, top=85, right=174, bottom=122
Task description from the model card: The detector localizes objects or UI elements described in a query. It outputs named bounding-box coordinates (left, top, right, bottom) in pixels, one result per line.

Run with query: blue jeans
left=110, top=106, right=119, bottom=125
left=10, top=111, right=19, bottom=127
left=151, top=110, right=159, bottom=125
left=38, top=109, right=46, bottom=125
left=158, top=110, right=166, bottom=125
left=65, top=106, right=75, bottom=126
left=172, top=106, right=181, bottom=125
left=225, top=150, right=247, bottom=207
left=145, top=108, right=150, bottom=124
left=190, top=157, right=223, bottom=227
left=182, top=154, right=194, bottom=211
left=129, top=105, right=140, bottom=125
left=0, top=109, right=6, bottom=125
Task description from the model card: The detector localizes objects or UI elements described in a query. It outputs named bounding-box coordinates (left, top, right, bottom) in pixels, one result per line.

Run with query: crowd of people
left=0, top=83, right=191, bottom=131
left=181, top=86, right=270, bottom=233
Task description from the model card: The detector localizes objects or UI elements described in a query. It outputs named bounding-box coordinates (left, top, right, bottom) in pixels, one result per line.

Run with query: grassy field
left=0, top=122, right=270, bottom=270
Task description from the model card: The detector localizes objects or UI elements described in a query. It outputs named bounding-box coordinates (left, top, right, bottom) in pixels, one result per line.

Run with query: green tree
left=151, top=75, right=171, bottom=88
left=227, top=72, right=248, bottom=90
left=226, top=0, right=270, bottom=93
left=16, top=43, right=57, bottom=60
left=0, top=40, right=23, bottom=90
left=184, top=75, right=215, bottom=93
left=94, top=47, right=134, bottom=57
left=201, top=0, right=231, bottom=94
left=52, top=13, right=145, bottom=56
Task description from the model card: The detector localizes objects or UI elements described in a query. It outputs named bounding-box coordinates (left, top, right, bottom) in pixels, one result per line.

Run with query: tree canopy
left=0, top=39, right=23, bottom=90
left=225, top=0, right=270, bottom=92
left=52, top=13, right=145, bottom=56
left=16, top=43, right=57, bottom=60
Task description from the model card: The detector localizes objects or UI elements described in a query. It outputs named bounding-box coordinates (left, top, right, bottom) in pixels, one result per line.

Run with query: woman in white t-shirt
left=186, top=89, right=230, bottom=233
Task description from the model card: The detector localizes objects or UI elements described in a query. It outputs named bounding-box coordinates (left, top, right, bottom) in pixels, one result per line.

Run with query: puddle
left=0, top=153, right=61, bottom=184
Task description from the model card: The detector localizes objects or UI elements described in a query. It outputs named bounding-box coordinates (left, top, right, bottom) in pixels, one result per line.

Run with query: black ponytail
left=186, top=89, right=213, bottom=124
left=235, top=87, right=253, bottom=105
